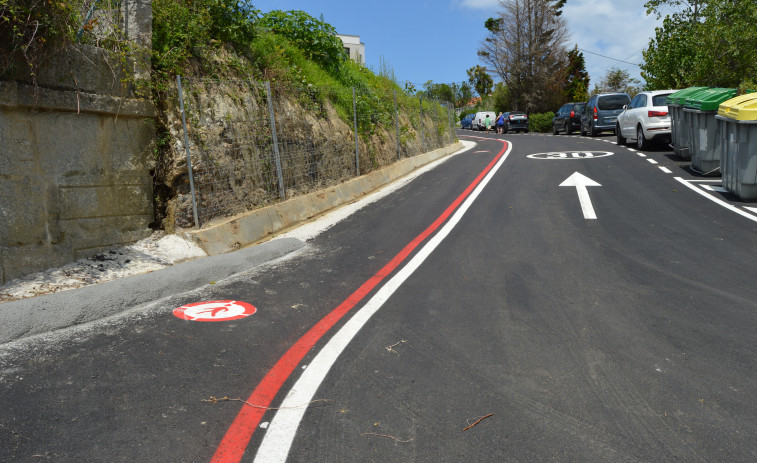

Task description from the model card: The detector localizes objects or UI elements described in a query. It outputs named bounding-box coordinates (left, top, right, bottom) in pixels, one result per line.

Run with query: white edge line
left=254, top=142, right=514, bottom=463
left=647, top=159, right=658, bottom=164
left=674, top=177, right=757, bottom=224
left=659, top=166, right=672, bottom=174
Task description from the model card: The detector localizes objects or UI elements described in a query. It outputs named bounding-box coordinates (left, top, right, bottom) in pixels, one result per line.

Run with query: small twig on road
left=385, top=339, right=407, bottom=354
left=202, top=396, right=331, bottom=410
left=361, top=432, right=414, bottom=443
left=463, top=413, right=494, bottom=431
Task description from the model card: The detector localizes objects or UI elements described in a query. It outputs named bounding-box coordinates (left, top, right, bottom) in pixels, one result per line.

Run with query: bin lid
left=666, top=87, right=707, bottom=106
left=684, top=87, right=737, bottom=111
left=718, top=94, right=757, bottom=121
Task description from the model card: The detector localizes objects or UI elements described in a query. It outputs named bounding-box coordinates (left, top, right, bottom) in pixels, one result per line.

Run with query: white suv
left=616, top=90, right=677, bottom=150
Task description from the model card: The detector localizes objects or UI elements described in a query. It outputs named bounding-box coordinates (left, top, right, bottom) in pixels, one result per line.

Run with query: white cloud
left=452, top=0, right=501, bottom=10
left=561, top=0, right=662, bottom=85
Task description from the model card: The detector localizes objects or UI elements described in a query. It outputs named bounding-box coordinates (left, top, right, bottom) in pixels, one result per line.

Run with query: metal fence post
left=447, top=101, right=455, bottom=143
left=420, top=96, right=424, bottom=153
left=353, top=87, right=360, bottom=176
left=394, top=89, right=401, bottom=160
left=434, top=99, right=439, bottom=147
left=176, top=75, right=200, bottom=228
left=264, top=81, right=286, bottom=200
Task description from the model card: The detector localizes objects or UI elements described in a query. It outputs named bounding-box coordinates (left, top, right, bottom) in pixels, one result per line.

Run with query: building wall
left=337, top=34, right=366, bottom=66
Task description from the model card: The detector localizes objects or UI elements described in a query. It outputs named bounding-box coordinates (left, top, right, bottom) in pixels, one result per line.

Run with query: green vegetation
left=528, top=112, right=555, bottom=133
left=0, top=0, right=78, bottom=77
left=642, top=0, right=757, bottom=90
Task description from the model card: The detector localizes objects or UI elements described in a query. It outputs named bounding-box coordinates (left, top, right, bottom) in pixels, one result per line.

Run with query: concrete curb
left=186, top=142, right=464, bottom=255
left=0, top=238, right=305, bottom=345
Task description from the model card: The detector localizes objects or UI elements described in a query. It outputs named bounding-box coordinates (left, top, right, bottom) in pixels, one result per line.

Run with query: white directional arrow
left=560, top=172, right=602, bottom=219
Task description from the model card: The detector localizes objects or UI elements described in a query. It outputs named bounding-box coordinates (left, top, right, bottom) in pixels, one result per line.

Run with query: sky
left=252, top=0, right=664, bottom=91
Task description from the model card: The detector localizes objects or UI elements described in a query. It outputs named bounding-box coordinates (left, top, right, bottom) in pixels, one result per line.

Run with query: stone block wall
left=0, top=1, right=155, bottom=284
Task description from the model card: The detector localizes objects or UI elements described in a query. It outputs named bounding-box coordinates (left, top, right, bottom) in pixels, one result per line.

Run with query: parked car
left=473, top=111, right=497, bottom=131
left=504, top=111, right=529, bottom=133
left=552, top=102, right=586, bottom=135
left=460, top=113, right=475, bottom=129
left=580, top=93, right=631, bottom=137
left=616, top=90, right=676, bottom=149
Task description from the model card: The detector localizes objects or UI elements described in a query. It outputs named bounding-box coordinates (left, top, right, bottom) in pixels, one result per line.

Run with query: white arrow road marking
left=560, top=172, right=602, bottom=220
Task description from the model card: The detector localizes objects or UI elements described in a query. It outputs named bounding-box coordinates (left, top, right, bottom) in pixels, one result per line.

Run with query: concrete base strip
left=187, top=142, right=464, bottom=255
left=0, top=238, right=305, bottom=345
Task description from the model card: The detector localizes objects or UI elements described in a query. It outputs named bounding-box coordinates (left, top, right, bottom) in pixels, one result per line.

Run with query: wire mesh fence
left=176, top=76, right=457, bottom=227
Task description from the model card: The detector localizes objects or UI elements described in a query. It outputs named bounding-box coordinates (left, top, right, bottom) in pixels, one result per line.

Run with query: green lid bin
left=667, top=87, right=707, bottom=159
left=717, top=94, right=757, bottom=199
left=682, top=88, right=737, bottom=174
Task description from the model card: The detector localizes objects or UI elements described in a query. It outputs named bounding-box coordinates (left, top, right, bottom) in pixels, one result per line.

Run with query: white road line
left=659, top=166, right=672, bottom=174
left=647, top=159, right=658, bottom=164
left=745, top=207, right=757, bottom=214
left=627, top=148, right=637, bottom=152
left=702, top=184, right=714, bottom=191
left=254, top=143, right=514, bottom=463
left=637, top=153, right=646, bottom=157
left=675, top=177, right=757, bottom=224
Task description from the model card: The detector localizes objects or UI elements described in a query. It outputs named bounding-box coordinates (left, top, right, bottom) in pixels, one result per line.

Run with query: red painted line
left=211, top=140, right=508, bottom=463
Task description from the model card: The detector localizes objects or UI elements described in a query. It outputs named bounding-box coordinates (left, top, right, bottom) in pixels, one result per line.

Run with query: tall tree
left=564, top=46, right=590, bottom=102
left=466, top=65, right=494, bottom=97
left=642, top=0, right=757, bottom=89
left=478, top=0, right=569, bottom=113
left=593, top=67, right=641, bottom=95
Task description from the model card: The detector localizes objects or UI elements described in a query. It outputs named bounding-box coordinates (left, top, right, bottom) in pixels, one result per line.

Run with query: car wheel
left=616, top=124, right=626, bottom=145
left=565, top=123, right=572, bottom=136
left=637, top=125, right=647, bottom=150
left=553, top=123, right=559, bottom=135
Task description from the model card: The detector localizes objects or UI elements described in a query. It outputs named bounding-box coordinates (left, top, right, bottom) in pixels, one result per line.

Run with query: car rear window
left=652, top=94, right=672, bottom=106
left=573, top=103, right=585, bottom=112
left=597, top=95, right=630, bottom=110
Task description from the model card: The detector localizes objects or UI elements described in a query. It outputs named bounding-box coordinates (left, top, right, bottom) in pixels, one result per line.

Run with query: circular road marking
left=173, top=300, right=257, bottom=322
left=527, top=151, right=613, bottom=160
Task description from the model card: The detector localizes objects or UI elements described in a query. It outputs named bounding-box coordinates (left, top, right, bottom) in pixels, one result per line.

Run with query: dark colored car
left=552, top=102, right=585, bottom=135
left=504, top=111, right=529, bottom=133
left=580, top=92, right=631, bottom=137
left=460, top=113, right=475, bottom=129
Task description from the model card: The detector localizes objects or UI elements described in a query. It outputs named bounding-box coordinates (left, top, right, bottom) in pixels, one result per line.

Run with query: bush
left=529, top=112, right=555, bottom=133
left=0, top=0, right=77, bottom=77
left=258, top=10, right=345, bottom=71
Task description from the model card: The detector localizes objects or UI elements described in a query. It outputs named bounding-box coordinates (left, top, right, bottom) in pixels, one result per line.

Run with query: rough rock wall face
left=0, top=42, right=155, bottom=284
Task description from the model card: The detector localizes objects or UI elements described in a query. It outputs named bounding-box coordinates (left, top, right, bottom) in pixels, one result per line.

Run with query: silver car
left=616, top=90, right=677, bottom=150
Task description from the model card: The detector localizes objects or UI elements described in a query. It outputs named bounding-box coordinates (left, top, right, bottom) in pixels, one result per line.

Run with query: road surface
left=2, top=129, right=757, bottom=462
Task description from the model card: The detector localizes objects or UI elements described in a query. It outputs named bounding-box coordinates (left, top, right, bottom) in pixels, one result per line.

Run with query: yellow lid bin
left=718, top=94, right=757, bottom=121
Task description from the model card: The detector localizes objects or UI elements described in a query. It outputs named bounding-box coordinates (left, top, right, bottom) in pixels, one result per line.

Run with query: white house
left=337, top=34, right=365, bottom=65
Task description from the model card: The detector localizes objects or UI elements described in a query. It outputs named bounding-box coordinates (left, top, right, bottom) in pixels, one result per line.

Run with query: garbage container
left=683, top=87, right=737, bottom=175
left=667, top=87, right=707, bottom=160
left=717, top=94, right=757, bottom=200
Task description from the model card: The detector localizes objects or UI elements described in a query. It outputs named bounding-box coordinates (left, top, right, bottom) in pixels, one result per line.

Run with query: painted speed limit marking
left=173, top=300, right=256, bottom=322
left=527, top=151, right=613, bottom=159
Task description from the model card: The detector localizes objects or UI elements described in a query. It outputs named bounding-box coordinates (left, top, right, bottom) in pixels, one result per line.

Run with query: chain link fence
left=176, top=76, right=457, bottom=227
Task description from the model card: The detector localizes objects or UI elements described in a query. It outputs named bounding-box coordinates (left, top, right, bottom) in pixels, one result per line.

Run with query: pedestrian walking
left=485, top=114, right=492, bottom=134
left=496, top=112, right=505, bottom=134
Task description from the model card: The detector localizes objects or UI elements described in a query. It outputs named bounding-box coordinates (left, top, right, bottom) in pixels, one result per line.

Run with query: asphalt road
left=2, top=129, right=757, bottom=462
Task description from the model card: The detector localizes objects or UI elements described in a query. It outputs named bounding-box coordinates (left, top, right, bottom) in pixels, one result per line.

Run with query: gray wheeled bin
left=717, top=94, right=757, bottom=200
left=667, top=87, right=706, bottom=160
left=683, top=88, right=737, bottom=175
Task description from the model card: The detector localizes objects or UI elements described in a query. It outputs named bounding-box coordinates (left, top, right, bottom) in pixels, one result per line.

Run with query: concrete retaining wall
left=186, top=142, right=463, bottom=255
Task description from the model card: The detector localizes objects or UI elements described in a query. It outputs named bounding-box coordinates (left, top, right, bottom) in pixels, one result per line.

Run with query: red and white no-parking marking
left=173, top=300, right=256, bottom=322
